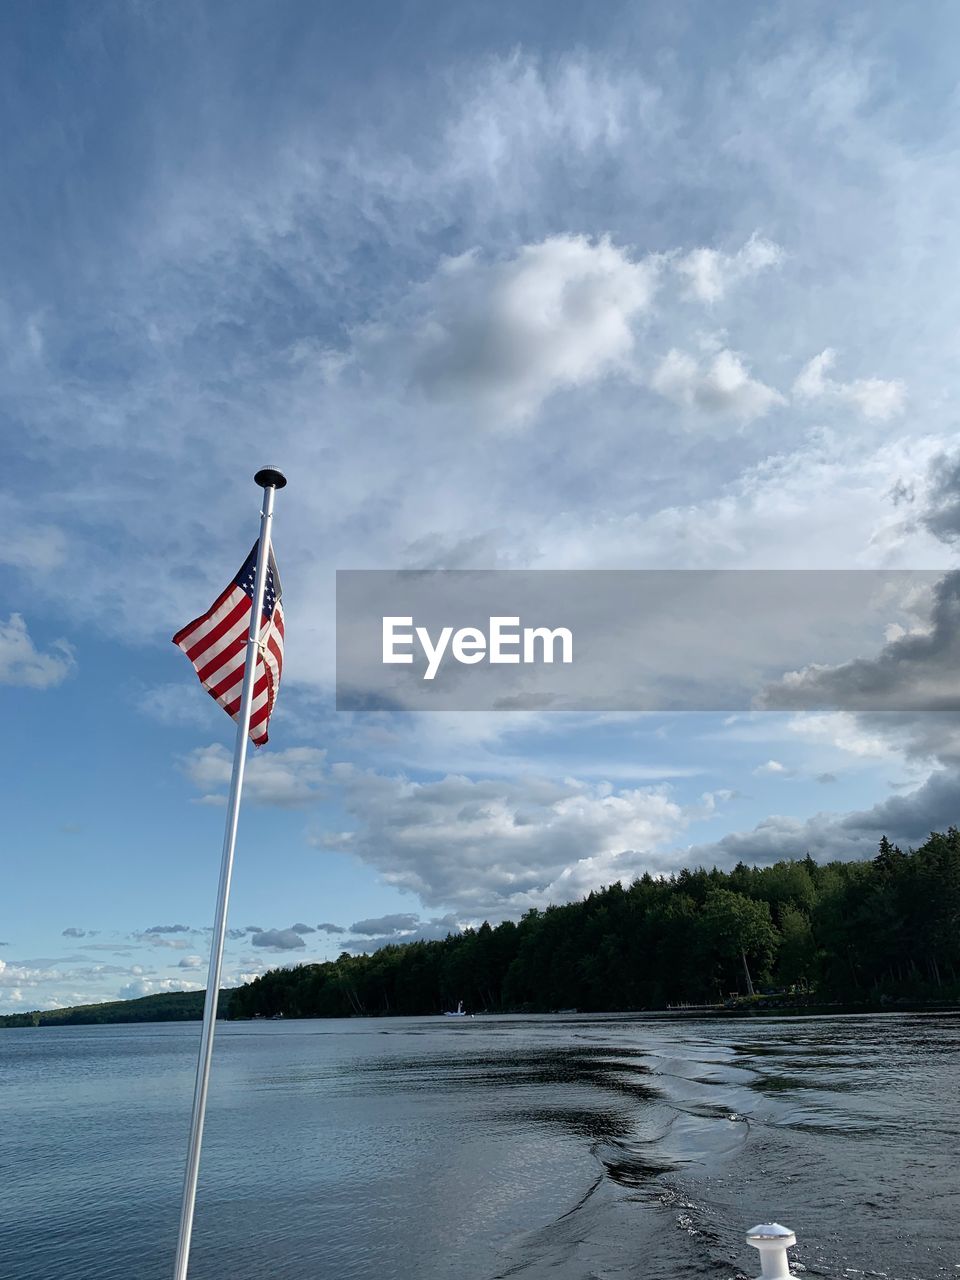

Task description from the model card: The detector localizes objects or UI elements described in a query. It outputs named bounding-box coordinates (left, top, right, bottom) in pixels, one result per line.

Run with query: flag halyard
left=173, top=540, right=284, bottom=745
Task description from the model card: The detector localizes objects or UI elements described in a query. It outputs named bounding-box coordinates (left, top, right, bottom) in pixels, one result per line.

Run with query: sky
left=4, top=0, right=960, bottom=1011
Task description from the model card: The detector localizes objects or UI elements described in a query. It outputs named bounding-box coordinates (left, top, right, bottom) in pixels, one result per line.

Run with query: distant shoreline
left=4, top=990, right=959, bottom=1028
left=0, top=989, right=230, bottom=1028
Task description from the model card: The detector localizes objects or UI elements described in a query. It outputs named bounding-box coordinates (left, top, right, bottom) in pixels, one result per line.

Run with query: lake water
left=1, top=1013, right=958, bottom=1280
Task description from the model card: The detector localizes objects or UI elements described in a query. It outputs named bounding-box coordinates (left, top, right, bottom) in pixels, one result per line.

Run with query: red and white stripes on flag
left=173, top=541, right=284, bottom=746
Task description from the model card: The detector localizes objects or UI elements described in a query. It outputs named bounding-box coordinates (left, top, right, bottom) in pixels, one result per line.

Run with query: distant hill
left=0, top=988, right=232, bottom=1027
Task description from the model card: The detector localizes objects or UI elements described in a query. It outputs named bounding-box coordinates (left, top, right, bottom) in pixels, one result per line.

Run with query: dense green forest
left=231, top=831, right=960, bottom=1018
left=0, top=988, right=231, bottom=1028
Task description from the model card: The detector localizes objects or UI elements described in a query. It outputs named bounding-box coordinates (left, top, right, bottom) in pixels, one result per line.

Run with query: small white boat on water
left=443, top=1001, right=470, bottom=1017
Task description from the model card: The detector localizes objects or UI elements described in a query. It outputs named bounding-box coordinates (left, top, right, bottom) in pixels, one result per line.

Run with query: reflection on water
left=1, top=1013, right=958, bottom=1280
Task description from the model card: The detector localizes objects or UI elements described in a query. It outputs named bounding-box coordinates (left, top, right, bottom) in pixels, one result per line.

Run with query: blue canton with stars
left=234, top=541, right=281, bottom=619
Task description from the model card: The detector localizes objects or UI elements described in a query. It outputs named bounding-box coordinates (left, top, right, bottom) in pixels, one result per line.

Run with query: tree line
left=230, top=829, right=960, bottom=1018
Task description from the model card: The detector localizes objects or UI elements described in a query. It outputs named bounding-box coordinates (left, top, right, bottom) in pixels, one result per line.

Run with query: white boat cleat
left=746, top=1223, right=798, bottom=1280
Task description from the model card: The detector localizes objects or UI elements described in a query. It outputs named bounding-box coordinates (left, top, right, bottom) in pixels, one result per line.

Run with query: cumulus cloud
left=178, top=955, right=203, bottom=969
left=753, top=759, right=788, bottom=776
left=0, top=957, right=44, bottom=989
left=317, top=766, right=689, bottom=915
left=118, top=978, right=202, bottom=1000
left=793, top=348, right=905, bottom=421
left=0, top=614, right=75, bottom=688
left=343, top=913, right=463, bottom=953
left=316, top=922, right=347, bottom=935
left=61, top=927, right=96, bottom=938
left=143, top=924, right=193, bottom=935
left=761, top=571, right=960, bottom=715
left=250, top=928, right=307, bottom=951
left=787, top=711, right=893, bottom=760
left=682, top=769, right=960, bottom=870
left=226, top=969, right=270, bottom=988
left=649, top=348, right=785, bottom=422
left=350, top=913, right=422, bottom=936
left=182, top=744, right=326, bottom=807
left=290, top=922, right=316, bottom=935
left=674, top=233, right=783, bottom=303
left=400, top=235, right=659, bottom=425
left=688, top=554, right=960, bottom=873
left=0, top=955, right=176, bottom=1011
left=748, top=572, right=960, bottom=800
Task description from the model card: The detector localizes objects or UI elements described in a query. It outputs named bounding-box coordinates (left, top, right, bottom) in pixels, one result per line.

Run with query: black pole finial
left=254, top=467, right=287, bottom=490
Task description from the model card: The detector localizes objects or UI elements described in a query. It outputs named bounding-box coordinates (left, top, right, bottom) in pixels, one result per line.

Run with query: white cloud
left=793, top=348, right=905, bottom=421
left=177, top=955, right=203, bottom=969
left=226, top=969, right=270, bottom=988
left=0, top=957, right=165, bottom=1011
left=317, top=766, right=689, bottom=916
left=0, top=958, right=43, bottom=988
left=674, top=233, right=784, bottom=303
left=535, top=431, right=950, bottom=570
left=650, top=347, right=785, bottom=421
left=182, top=744, right=327, bottom=807
left=753, top=759, right=788, bottom=775
left=394, top=235, right=659, bottom=425
left=787, top=711, right=895, bottom=760
left=0, top=614, right=74, bottom=688
left=117, top=978, right=202, bottom=1000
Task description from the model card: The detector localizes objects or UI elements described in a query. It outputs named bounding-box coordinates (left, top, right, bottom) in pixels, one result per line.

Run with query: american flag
left=172, top=541, right=284, bottom=746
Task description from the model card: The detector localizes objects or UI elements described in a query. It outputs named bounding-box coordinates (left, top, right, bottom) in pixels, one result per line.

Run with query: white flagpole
left=173, top=466, right=287, bottom=1280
